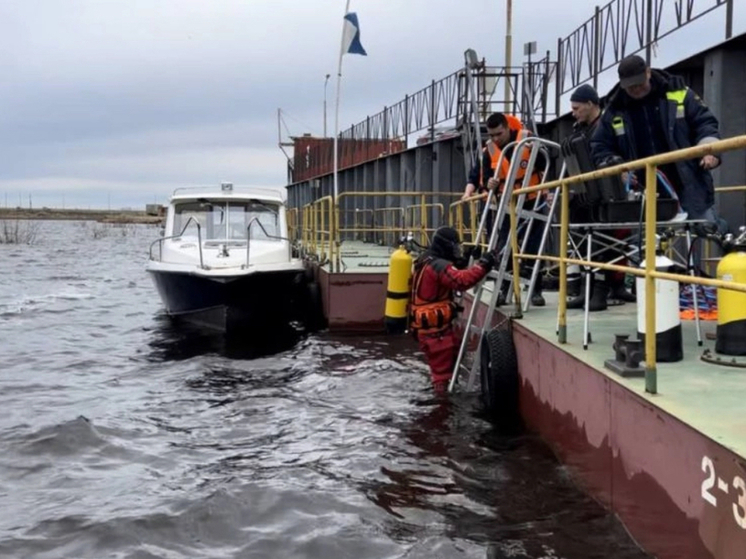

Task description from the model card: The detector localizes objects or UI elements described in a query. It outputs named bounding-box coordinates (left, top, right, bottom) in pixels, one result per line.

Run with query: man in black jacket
left=565, top=84, right=635, bottom=311
left=591, top=55, right=722, bottom=223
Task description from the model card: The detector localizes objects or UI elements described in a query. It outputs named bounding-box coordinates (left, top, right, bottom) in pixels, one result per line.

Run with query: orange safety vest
left=486, top=127, right=541, bottom=199
left=409, top=259, right=455, bottom=335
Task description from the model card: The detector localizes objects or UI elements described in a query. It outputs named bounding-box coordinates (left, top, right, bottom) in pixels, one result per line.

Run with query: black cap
left=618, top=55, right=647, bottom=88
left=570, top=84, right=599, bottom=105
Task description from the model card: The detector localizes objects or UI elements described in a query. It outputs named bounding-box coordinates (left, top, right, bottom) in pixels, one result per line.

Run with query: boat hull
left=147, top=268, right=305, bottom=333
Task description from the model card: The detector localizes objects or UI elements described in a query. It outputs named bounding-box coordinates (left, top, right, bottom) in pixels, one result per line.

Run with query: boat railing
left=509, top=134, right=746, bottom=395
left=244, top=217, right=292, bottom=268
left=149, top=216, right=205, bottom=269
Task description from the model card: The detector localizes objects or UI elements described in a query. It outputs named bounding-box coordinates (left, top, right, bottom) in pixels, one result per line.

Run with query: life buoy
left=479, top=326, right=520, bottom=428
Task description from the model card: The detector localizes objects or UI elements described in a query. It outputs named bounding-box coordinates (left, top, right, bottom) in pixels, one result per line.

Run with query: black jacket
left=590, top=69, right=720, bottom=217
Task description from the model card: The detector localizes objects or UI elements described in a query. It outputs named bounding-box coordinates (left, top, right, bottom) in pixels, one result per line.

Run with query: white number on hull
left=701, top=456, right=717, bottom=507
left=734, top=476, right=746, bottom=529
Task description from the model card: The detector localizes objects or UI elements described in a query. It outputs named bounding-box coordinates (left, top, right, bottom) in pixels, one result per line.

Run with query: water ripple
left=0, top=221, right=651, bottom=559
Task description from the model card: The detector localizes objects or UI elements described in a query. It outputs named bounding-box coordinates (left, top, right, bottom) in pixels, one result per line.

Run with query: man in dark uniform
left=565, top=84, right=635, bottom=311
left=591, top=54, right=722, bottom=224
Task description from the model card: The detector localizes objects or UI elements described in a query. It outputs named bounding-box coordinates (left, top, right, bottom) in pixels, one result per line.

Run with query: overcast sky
left=1, top=0, right=743, bottom=209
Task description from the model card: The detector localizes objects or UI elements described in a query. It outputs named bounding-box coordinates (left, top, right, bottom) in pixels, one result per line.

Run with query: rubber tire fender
left=304, top=281, right=326, bottom=333
left=479, top=326, right=520, bottom=423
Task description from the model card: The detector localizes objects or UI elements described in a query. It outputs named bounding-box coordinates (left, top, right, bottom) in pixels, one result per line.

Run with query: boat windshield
left=173, top=200, right=281, bottom=241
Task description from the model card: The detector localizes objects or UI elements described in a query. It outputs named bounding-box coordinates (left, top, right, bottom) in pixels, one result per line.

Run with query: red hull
left=458, top=294, right=746, bottom=559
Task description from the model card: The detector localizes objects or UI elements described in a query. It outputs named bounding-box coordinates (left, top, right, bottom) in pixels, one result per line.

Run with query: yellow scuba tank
left=384, top=237, right=414, bottom=334
left=716, top=226, right=746, bottom=356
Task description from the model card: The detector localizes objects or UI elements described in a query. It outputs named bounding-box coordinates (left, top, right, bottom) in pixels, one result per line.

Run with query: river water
left=0, top=220, right=651, bottom=558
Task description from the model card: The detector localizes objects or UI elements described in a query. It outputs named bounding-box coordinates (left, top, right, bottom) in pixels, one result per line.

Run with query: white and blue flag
left=340, top=12, right=366, bottom=56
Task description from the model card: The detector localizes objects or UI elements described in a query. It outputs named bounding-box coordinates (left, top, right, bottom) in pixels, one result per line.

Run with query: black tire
left=304, top=281, right=326, bottom=333
left=303, top=265, right=316, bottom=284
left=479, top=326, right=520, bottom=426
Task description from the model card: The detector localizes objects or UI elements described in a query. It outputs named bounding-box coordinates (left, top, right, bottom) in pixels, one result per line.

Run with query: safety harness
left=409, top=257, right=456, bottom=335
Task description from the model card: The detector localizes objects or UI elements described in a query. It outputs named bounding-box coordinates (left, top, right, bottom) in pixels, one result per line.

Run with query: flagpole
left=333, top=0, right=351, bottom=203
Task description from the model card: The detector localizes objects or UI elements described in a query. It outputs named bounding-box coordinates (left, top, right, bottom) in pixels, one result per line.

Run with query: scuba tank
left=716, top=226, right=746, bottom=356
left=636, top=235, right=683, bottom=362
left=384, top=233, right=414, bottom=334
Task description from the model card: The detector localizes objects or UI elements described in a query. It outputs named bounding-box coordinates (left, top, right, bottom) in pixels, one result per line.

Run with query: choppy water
left=0, top=220, right=651, bottom=559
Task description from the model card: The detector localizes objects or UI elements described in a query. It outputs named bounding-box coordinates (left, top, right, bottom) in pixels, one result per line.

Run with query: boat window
left=229, top=201, right=280, bottom=241
left=172, top=200, right=280, bottom=241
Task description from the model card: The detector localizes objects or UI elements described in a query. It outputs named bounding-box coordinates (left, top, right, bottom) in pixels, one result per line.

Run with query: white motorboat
left=146, top=183, right=322, bottom=333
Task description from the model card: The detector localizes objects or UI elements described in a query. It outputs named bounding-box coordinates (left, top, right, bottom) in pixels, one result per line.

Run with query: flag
left=340, top=12, right=366, bottom=56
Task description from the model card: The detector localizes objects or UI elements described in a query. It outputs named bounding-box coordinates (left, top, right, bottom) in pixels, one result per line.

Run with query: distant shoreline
left=0, top=207, right=163, bottom=224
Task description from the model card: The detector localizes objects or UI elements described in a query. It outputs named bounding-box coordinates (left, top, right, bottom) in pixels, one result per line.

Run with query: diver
left=410, top=226, right=496, bottom=393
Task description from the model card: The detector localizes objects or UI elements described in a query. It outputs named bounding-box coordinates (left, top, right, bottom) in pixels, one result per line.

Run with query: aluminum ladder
left=449, top=136, right=565, bottom=393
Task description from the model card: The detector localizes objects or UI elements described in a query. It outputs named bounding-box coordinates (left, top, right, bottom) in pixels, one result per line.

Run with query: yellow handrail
left=508, top=134, right=746, bottom=394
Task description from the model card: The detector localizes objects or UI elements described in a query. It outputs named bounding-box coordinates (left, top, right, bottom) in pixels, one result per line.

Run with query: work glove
left=478, top=250, right=497, bottom=271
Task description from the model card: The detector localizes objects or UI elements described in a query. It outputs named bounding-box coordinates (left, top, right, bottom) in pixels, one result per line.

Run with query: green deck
left=316, top=240, right=746, bottom=460
left=480, top=288, right=746, bottom=460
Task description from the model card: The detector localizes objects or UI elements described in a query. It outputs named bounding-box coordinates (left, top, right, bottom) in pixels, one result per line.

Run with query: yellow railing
left=287, top=207, right=299, bottom=243
left=510, top=135, right=746, bottom=394
left=301, top=196, right=335, bottom=266
left=449, top=194, right=489, bottom=250
left=298, top=191, right=460, bottom=271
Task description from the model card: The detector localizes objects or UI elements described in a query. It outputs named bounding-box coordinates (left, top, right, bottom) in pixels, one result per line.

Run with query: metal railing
left=297, top=191, right=461, bottom=272
left=509, top=134, right=746, bottom=394
left=245, top=217, right=291, bottom=268
left=301, top=196, right=335, bottom=266
left=148, top=216, right=204, bottom=269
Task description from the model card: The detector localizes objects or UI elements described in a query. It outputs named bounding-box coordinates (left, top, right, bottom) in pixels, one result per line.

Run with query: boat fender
left=716, top=227, right=746, bottom=355
left=304, top=281, right=326, bottom=333
left=384, top=244, right=413, bottom=334
left=479, top=326, right=520, bottom=428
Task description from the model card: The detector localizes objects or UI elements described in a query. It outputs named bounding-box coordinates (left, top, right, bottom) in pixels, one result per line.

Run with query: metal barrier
left=148, top=216, right=204, bottom=268
left=450, top=195, right=487, bottom=250
left=510, top=135, right=746, bottom=394
left=287, top=207, right=299, bottom=243
left=297, top=192, right=460, bottom=271
left=301, top=196, right=335, bottom=266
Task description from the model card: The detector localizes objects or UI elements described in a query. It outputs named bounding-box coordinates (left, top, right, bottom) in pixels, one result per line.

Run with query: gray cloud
left=0, top=0, right=742, bottom=208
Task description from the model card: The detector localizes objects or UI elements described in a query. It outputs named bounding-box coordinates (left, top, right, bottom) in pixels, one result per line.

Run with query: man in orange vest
left=462, top=112, right=547, bottom=306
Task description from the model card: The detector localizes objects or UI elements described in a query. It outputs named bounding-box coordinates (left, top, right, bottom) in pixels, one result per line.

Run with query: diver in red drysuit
left=410, top=226, right=496, bottom=392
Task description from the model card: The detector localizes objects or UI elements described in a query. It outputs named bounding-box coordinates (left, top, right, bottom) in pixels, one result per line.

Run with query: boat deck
left=483, top=288, right=746, bottom=460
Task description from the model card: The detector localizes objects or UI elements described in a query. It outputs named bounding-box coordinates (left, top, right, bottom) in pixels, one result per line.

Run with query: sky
left=1, top=0, right=743, bottom=210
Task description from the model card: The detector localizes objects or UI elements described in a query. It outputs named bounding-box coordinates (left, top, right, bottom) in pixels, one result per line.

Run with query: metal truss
left=558, top=0, right=733, bottom=98
left=290, top=0, right=735, bottom=183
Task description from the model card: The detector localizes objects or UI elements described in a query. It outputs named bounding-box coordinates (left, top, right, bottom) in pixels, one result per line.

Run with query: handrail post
left=644, top=162, right=658, bottom=394
left=509, top=190, right=523, bottom=317
left=420, top=194, right=427, bottom=245
left=558, top=181, right=569, bottom=343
